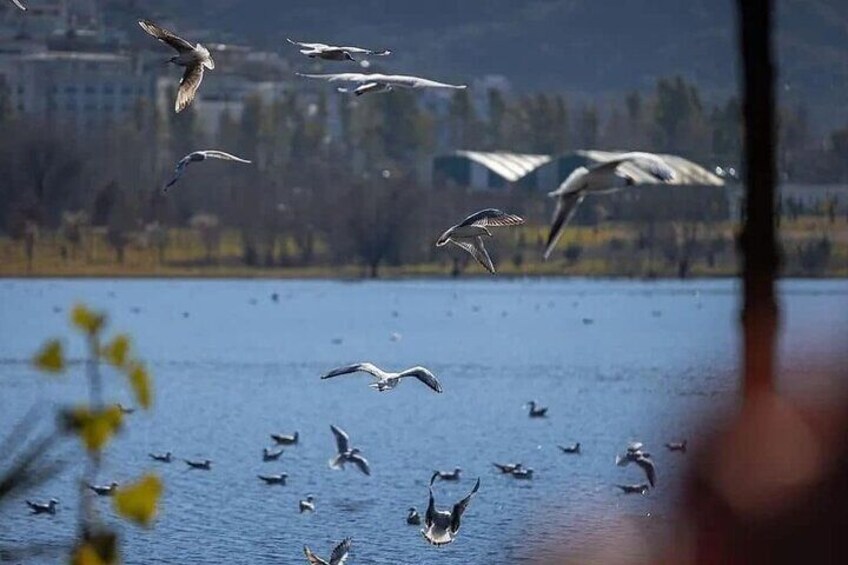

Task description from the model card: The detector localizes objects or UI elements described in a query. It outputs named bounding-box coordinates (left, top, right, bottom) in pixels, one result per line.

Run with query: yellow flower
left=71, top=304, right=105, bottom=336
left=33, top=339, right=65, bottom=374
left=61, top=406, right=123, bottom=452
left=113, top=474, right=162, bottom=527
left=127, top=362, right=152, bottom=410
left=102, top=334, right=131, bottom=368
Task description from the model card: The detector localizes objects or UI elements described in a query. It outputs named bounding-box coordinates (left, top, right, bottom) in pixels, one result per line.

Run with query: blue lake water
left=1, top=278, right=846, bottom=564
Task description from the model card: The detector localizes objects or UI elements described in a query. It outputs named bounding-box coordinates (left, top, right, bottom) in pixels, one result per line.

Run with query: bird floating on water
left=511, top=467, right=534, bottom=480
left=329, top=425, right=371, bottom=476
left=149, top=451, right=173, bottom=463
left=436, top=209, right=524, bottom=274
left=616, top=483, right=650, bottom=495
left=116, top=403, right=134, bottom=414
left=88, top=482, right=118, bottom=496
left=258, top=474, right=287, bottom=485
left=303, top=537, right=351, bottom=565
left=493, top=462, right=523, bottom=474
left=263, top=447, right=284, bottom=461
left=525, top=401, right=548, bottom=418
left=287, top=38, right=390, bottom=61
left=544, top=153, right=676, bottom=259
left=138, top=19, right=215, bottom=113
left=296, top=72, right=466, bottom=96
left=7, top=0, right=26, bottom=12
left=558, top=443, right=581, bottom=454
left=433, top=468, right=462, bottom=481
left=299, top=495, right=315, bottom=513
left=406, top=507, right=421, bottom=525
left=421, top=472, right=480, bottom=546
left=26, top=499, right=58, bottom=514
left=163, top=150, right=251, bottom=192
left=321, top=362, right=442, bottom=393
left=185, top=459, right=212, bottom=470
left=271, top=431, right=299, bottom=446
left=665, top=440, right=687, bottom=453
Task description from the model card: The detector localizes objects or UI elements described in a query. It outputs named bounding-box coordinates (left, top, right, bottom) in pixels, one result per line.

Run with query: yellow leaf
left=33, top=339, right=65, bottom=374
left=62, top=406, right=123, bottom=452
left=102, top=334, right=131, bottom=368
left=71, top=304, right=105, bottom=336
left=113, top=474, right=162, bottom=527
left=127, top=362, right=152, bottom=410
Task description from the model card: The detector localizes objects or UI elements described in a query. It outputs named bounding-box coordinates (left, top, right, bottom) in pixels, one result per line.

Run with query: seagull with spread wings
left=321, top=362, right=443, bottom=393
left=287, top=38, right=390, bottom=61
left=163, top=150, right=251, bottom=192
left=544, top=152, right=676, bottom=259
left=421, top=472, right=480, bottom=546
left=303, top=537, right=351, bottom=565
left=328, top=425, right=371, bottom=476
left=8, top=0, right=26, bottom=11
left=436, top=209, right=524, bottom=274
left=138, top=19, right=215, bottom=113
left=296, top=72, right=466, bottom=96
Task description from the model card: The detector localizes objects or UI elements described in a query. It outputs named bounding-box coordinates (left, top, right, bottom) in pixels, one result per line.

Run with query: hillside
left=118, top=0, right=847, bottom=128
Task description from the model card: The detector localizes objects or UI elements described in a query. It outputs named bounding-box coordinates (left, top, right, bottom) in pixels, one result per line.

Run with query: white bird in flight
left=164, top=150, right=252, bottom=192
left=421, top=472, right=480, bottom=546
left=303, top=537, right=351, bottom=565
left=436, top=209, right=525, bottom=274
left=321, top=362, right=443, bottom=393
left=328, top=425, right=371, bottom=476
left=287, top=38, right=390, bottom=61
left=8, top=0, right=26, bottom=11
left=543, top=152, right=676, bottom=260
left=296, top=72, right=467, bottom=96
left=138, top=19, right=215, bottom=113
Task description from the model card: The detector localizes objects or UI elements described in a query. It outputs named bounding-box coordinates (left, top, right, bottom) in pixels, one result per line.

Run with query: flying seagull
left=329, top=425, right=371, bottom=476
left=525, top=401, right=548, bottom=418
left=296, top=72, right=466, bottom=96
left=8, top=0, right=26, bottom=11
left=321, top=362, right=443, bottom=393
left=303, top=537, right=351, bottom=565
left=433, top=468, right=462, bottom=481
left=258, top=473, right=287, bottom=485
left=149, top=451, right=172, bottom=463
left=421, top=472, right=480, bottom=546
left=616, top=443, right=656, bottom=487
left=287, top=38, right=390, bottom=61
left=544, top=153, right=676, bottom=259
left=299, top=495, right=315, bottom=513
left=436, top=209, right=524, bottom=274
left=88, top=482, right=118, bottom=496
left=163, top=150, right=252, bottom=192
left=271, top=431, right=299, bottom=445
left=26, top=499, right=58, bottom=514
left=138, top=19, right=215, bottom=113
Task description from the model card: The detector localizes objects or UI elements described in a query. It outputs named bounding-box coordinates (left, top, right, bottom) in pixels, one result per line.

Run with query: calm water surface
left=1, top=278, right=846, bottom=564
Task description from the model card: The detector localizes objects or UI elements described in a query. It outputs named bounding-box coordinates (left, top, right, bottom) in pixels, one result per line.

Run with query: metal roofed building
left=433, top=150, right=555, bottom=191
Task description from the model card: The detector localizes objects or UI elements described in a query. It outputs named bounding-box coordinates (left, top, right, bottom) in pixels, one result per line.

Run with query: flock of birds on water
left=9, top=3, right=687, bottom=561
left=6, top=2, right=680, bottom=275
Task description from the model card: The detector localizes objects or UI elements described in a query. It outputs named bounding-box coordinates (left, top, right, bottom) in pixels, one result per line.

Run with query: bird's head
left=110, top=482, right=119, bottom=488
left=344, top=52, right=356, bottom=62
left=408, top=507, right=417, bottom=512
left=49, top=499, right=59, bottom=506
left=454, top=467, right=462, bottom=473
left=306, top=495, right=314, bottom=502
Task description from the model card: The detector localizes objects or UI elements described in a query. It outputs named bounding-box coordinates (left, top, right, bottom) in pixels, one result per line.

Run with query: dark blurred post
left=737, top=0, right=779, bottom=400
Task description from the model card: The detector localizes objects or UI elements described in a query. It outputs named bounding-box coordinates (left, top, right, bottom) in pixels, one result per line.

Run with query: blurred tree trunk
left=737, top=0, right=779, bottom=400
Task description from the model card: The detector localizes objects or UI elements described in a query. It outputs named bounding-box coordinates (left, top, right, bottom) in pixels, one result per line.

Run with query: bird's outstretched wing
left=328, top=538, right=352, bottom=565
left=635, top=456, right=657, bottom=487
left=458, top=208, right=525, bottom=229
left=296, top=72, right=371, bottom=83
left=287, top=38, right=329, bottom=51
left=176, top=64, right=204, bottom=113
left=398, top=367, right=443, bottom=393
left=349, top=452, right=371, bottom=476
left=330, top=424, right=351, bottom=454
left=303, top=546, right=329, bottom=565
left=199, top=151, right=252, bottom=163
left=138, top=20, right=194, bottom=53
left=340, top=46, right=391, bottom=56
left=591, top=152, right=676, bottom=182
left=450, top=237, right=495, bottom=274
left=9, top=0, right=27, bottom=11
left=543, top=192, right=586, bottom=260
left=450, top=477, right=480, bottom=533
left=382, top=75, right=466, bottom=89
left=322, top=363, right=385, bottom=381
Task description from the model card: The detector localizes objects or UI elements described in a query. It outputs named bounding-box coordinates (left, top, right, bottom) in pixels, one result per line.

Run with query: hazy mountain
left=122, top=0, right=848, bottom=128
